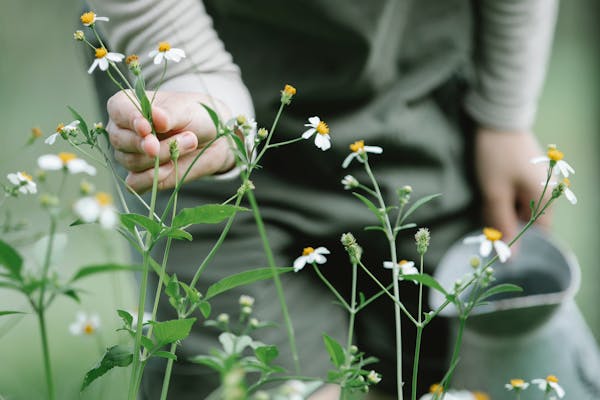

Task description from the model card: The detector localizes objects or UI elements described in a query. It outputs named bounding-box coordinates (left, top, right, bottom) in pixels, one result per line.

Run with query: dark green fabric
left=93, top=1, right=483, bottom=398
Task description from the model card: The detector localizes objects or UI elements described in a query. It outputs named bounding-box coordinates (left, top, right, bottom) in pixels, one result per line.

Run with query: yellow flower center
left=283, top=84, right=297, bottom=96
left=80, top=11, right=95, bottom=25
left=58, top=152, right=77, bottom=164
left=95, top=47, right=108, bottom=59
left=32, top=127, right=42, bottom=138
left=546, top=375, right=559, bottom=383
left=399, top=260, right=409, bottom=265
left=83, top=323, right=95, bottom=335
left=510, top=379, right=525, bottom=388
left=95, top=192, right=113, bottom=206
left=472, top=392, right=490, bottom=400
left=483, top=227, right=502, bottom=242
left=316, top=121, right=329, bottom=135
left=350, top=140, right=365, bottom=153
left=21, top=172, right=33, bottom=182
left=547, top=148, right=564, bottom=161
left=125, top=54, right=139, bottom=65
left=302, top=247, right=315, bottom=256
left=429, top=383, right=443, bottom=394
left=56, top=123, right=65, bottom=133
left=561, top=178, right=570, bottom=187
left=158, top=42, right=171, bottom=52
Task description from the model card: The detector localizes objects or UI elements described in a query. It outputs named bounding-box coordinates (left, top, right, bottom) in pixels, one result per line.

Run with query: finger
left=481, top=184, right=519, bottom=243
left=107, top=121, right=144, bottom=153
left=151, top=95, right=220, bottom=143
left=125, top=137, right=232, bottom=193
left=115, top=132, right=199, bottom=172
left=106, top=91, right=153, bottom=137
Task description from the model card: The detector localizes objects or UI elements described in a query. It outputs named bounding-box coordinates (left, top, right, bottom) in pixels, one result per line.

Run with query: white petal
left=106, top=52, right=124, bottom=62
left=556, top=160, right=574, bottom=177
left=530, top=156, right=549, bottom=164
left=45, top=133, right=59, bottom=145
left=364, top=145, right=383, bottom=154
left=87, top=59, right=100, bottom=74
left=480, top=240, right=492, bottom=257
left=383, top=261, right=395, bottom=269
left=90, top=314, right=101, bottom=329
left=148, top=49, right=158, bottom=58
left=401, top=265, right=419, bottom=275
left=463, top=235, right=484, bottom=245
left=312, top=253, right=327, bottom=264
left=95, top=16, right=109, bottom=22
left=301, top=128, right=316, bottom=139
left=307, top=116, right=320, bottom=127
left=564, top=188, right=577, bottom=205
left=494, top=240, right=511, bottom=263
left=293, top=257, right=307, bottom=272
left=549, top=382, right=565, bottom=398
left=342, top=153, right=357, bottom=169
left=38, top=155, right=63, bottom=170
left=98, top=58, right=109, bottom=71
left=24, top=182, right=37, bottom=194
left=69, top=322, right=82, bottom=335
left=153, top=52, right=164, bottom=65
left=314, top=247, right=330, bottom=255
left=7, top=173, right=19, bottom=185
left=74, top=197, right=100, bottom=222
left=67, top=159, right=96, bottom=175
left=99, top=208, right=118, bottom=229
left=314, top=134, right=331, bottom=151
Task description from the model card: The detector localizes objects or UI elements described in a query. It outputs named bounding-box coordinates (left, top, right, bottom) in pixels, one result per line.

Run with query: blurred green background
left=0, top=1, right=598, bottom=399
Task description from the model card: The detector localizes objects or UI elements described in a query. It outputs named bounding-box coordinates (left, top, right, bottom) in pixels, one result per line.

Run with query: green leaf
left=205, top=267, right=293, bottom=300
left=154, top=351, right=177, bottom=361
left=200, top=103, right=221, bottom=132
left=134, top=76, right=152, bottom=119
left=189, top=355, right=223, bottom=372
left=322, top=333, right=346, bottom=368
left=400, top=193, right=442, bottom=224
left=402, top=273, right=448, bottom=296
left=477, top=283, right=523, bottom=302
left=117, top=309, right=133, bottom=328
left=61, top=287, right=82, bottom=303
left=352, top=193, right=383, bottom=223
left=152, top=318, right=196, bottom=346
left=120, top=213, right=162, bottom=237
left=159, top=227, right=193, bottom=241
left=228, top=131, right=248, bottom=163
left=0, top=281, right=21, bottom=292
left=255, top=345, right=279, bottom=365
left=67, top=105, right=90, bottom=141
left=172, top=204, right=245, bottom=228
left=70, top=263, right=143, bottom=282
left=81, top=345, right=133, bottom=392
left=0, top=310, right=26, bottom=317
left=198, top=301, right=211, bottom=318
left=0, top=240, right=23, bottom=280
left=364, top=225, right=386, bottom=233
left=394, top=223, right=417, bottom=233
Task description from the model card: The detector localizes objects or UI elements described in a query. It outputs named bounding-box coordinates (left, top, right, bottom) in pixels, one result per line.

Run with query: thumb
left=481, top=186, right=520, bottom=246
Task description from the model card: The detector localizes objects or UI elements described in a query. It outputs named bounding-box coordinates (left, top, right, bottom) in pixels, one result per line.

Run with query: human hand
left=475, top=127, right=551, bottom=242
left=106, top=90, right=235, bottom=192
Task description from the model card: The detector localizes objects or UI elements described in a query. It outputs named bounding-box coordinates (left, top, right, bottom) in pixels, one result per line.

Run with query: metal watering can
left=429, top=227, right=600, bottom=399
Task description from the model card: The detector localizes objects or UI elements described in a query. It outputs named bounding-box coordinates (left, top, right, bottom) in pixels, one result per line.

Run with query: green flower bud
left=415, top=227, right=430, bottom=255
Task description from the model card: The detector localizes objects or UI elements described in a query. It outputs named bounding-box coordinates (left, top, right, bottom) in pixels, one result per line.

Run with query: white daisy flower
left=80, top=11, right=109, bottom=26
left=463, top=227, right=511, bottom=263
left=383, top=260, right=418, bottom=282
left=301, top=116, right=331, bottom=151
left=531, top=375, right=565, bottom=398
left=38, top=152, right=96, bottom=176
left=149, top=42, right=186, bottom=64
left=69, top=311, right=101, bottom=336
left=504, top=378, right=529, bottom=392
left=73, top=192, right=118, bottom=229
left=88, top=47, right=125, bottom=74
left=531, top=144, right=575, bottom=178
left=293, top=246, right=330, bottom=272
left=45, top=120, right=80, bottom=145
left=546, top=178, right=577, bottom=205
left=7, top=171, right=37, bottom=194
left=342, top=139, right=383, bottom=168
left=418, top=384, right=479, bottom=400
left=239, top=295, right=255, bottom=307
left=341, top=174, right=359, bottom=190
left=279, top=380, right=307, bottom=400
left=367, top=370, right=382, bottom=384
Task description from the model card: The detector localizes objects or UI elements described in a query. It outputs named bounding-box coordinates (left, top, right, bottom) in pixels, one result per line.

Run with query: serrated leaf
left=0, top=311, right=26, bottom=317
left=172, top=204, right=245, bottom=228
left=322, top=333, right=346, bottom=368
left=477, top=283, right=523, bottom=302
left=400, top=193, right=442, bottom=224
left=67, top=105, right=90, bottom=141
left=117, top=309, right=133, bottom=328
left=200, top=103, right=221, bottom=131
left=205, top=267, right=293, bottom=300
left=352, top=192, right=383, bottom=223
left=81, top=345, right=133, bottom=391
left=0, top=240, right=23, bottom=280
left=152, top=318, right=196, bottom=346
left=154, top=351, right=177, bottom=361
left=70, top=263, right=143, bottom=282
left=402, top=273, right=448, bottom=296
left=120, top=213, right=162, bottom=237
left=198, top=301, right=211, bottom=318
left=255, top=345, right=278, bottom=365
left=134, top=76, right=152, bottom=119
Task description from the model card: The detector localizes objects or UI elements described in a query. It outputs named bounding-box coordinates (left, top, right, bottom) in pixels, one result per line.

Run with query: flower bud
left=341, top=174, right=359, bottom=190
left=125, top=54, right=141, bottom=75
left=31, top=127, right=43, bottom=139
left=73, top=30, right=85, bottom=41
left=39, top=194, right=59, bottom=208
left=169, top=140, right=180, bottom=161
left=280, top=84, right=297, bottom=105
left=253, top=391, right=270, bottom=400
left=241, top=306, right=252, bottom=315
left=415, top=227, right=430, bottom=255
left=249, top=318, right=259, bottom=328
left=239, top=295, right=255, bottom=307
left=341, top=232, right=362, bottom=263
left=397, top=185, right=412, bottom=205
left=79, top=179, right=95, bottom=195
left=217, top=313, right=230, bottom=324
left=367, top=370, right=382, bottom=384
left=469, top=256, right=481, bottom=269
left=257, top=128, right=268, bottom=139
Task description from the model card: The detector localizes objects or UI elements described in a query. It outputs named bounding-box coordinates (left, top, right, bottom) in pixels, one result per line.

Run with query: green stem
left=265, top=137, right=304, bottom=149
left=151, top=62, right=168, bottom=105
left=312, top=264, right=351, bottom=311
left=439, top=316, right=466, bottom=396
left=411, top=254, right=425, bottom=400
left=37, top=310, right=55, bottom=400
left=159, top=342, right=178, bottom=400
left=250, top=103, right=284, bottom=172
left=346, top=262, right=358, bottom=364
left=246, top=187, right=300, bottom=373
left=355, top=283, right=395, bottom=312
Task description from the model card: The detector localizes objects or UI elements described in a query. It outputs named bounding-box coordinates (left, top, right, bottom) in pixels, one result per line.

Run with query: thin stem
left=435, top=317, right=466, bottom=400
left=151, top=62, right=168, bottom=105
left=250, top=103, right=284, bottom=172
left=159, top=342, right=178, bottom=400
left=532, top=167, right=553, bottom=217
left=246, top=187, right=300, bottom=373
left=355, top=283, right=395, bottom=312
left=265, top=137, right=304, bottom=149
left=346, top=262, right=358, bottom=362
left=312, top=264, right=351, bottom=311
left=411, top=254, right=425, bottom=400
left=37, top=311, right=55, bottom=400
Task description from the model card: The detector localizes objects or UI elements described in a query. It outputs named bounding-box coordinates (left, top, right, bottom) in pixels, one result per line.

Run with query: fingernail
left=179, top=134, right=197, bottom=150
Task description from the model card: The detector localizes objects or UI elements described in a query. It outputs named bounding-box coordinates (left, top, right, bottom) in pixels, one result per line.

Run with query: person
left=89, top=0, right=558, bottom=398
